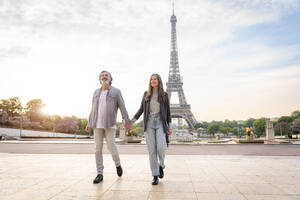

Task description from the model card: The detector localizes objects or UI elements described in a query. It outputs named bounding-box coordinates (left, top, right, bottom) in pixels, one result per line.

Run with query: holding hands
left=85, top=126, right=91, bottom=132
left=124, top=124, right=131, bottom=131
left=168, top=128, right=172, bottom=136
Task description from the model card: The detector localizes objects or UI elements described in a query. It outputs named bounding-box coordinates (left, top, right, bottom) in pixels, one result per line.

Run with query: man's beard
left=100, top=79, right=110, bottom=85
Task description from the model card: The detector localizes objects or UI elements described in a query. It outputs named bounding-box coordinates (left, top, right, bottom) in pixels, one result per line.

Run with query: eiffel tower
left=166, top=4, right=197, bottom=130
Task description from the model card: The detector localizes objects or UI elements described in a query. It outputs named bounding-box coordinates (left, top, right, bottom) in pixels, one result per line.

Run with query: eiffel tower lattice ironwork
left=166, top=5, right=197, bottom=130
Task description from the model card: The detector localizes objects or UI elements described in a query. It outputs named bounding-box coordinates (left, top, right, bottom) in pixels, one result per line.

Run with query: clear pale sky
left=1, top=0, right=300, bottom=122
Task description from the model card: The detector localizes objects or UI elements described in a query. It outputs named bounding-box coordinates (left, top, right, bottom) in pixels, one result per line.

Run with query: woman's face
left=150, top=75, right=159, bottom=88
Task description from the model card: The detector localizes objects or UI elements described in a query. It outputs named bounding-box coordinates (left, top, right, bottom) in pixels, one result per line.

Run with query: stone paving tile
left=213, top=183, right=240, bottom=194
left=110, top=180, right=153, bottom=191
left=235, top=183, right=287, bottom=195
left=226, top=175, right=266, bottom=184
left=148, top=191, right=197, bottom=200
left=193, top=182, right=217, bottom=193
left=162, top=173, right=192, bottom=182
left=51, top=194, right=99, bottom=200
left=191, top=175, right=229, bottom=183
left=0, top=177, right=44, bottom=198
left=245, top=194, right=300, bottom=200
left=61, top=178, right=116, bottom=196
left=277, top=185, right=300, bottom=195
left=196, top=192, right=247, bottom=200
left=1, top=154, right=300, bottom=200
left=150, top=181, right=194, bottom=193
left=99, top=191, right=149, bottom=200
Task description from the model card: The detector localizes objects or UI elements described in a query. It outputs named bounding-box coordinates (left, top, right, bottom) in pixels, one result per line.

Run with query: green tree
left=195, top=122, right=208, bottom=129
left=25, top=99, right=45, bottom=122
left=78, top=118, right=88, bottom=135
left=182, top=125, right=189, bottom=129
left=223, top=119, right=231, bottom=127
left=207, top=123, right=220, bottom=136
left=194, top=123, right=203, bottom=129
left=292, top=119, right=300, bottom=134
left=0, top=97, right=22, bottom=117
left=253, top=118, right=267, bottom=137
left=116, top=123, right=121, bottom=137
left=219, top=126, right=231, bottom=135
left=231, top=128, right=239, bottom=137
left=223, top=119, right=238, bottom=128
left=278, top=116, right=293, bottom=124
left=50, top=115, right=62, bottom=131
left=291, top=110, right=300, bottom=120
left=56, top=116, right=79, bottom=133
left=274, top=122, right=291, bottom=136
left=243, top=118, right=255, bottom=128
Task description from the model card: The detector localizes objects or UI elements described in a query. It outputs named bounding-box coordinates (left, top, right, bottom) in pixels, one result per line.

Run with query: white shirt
left=96, top=90, right=108, bottom=128
left=96, top=90, right=116, bottom=129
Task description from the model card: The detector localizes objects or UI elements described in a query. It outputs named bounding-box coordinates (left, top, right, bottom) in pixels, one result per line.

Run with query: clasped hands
left=124, top=124, right=131, bottom=131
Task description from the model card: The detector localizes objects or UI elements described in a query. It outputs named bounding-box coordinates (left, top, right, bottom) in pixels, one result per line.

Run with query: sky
left=0, top=0, right=300, bottom=122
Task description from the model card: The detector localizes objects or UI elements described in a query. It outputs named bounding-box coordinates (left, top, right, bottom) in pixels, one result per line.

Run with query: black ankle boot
left=159, top=166, right=164, bottom=179
left=152, top=176, right=159, bottom=185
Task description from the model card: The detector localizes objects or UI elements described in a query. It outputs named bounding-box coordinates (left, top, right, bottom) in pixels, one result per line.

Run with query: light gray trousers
left=145, top=113, right=167, bottom=176
left=94, top=128, right=121, bottom=175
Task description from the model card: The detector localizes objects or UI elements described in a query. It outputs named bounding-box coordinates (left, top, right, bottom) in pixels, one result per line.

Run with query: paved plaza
left=1, top=153, right=300, bottom=200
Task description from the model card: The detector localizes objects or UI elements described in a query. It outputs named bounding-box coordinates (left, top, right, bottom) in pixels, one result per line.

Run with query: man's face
left=99, top=72, right=111, bottom=85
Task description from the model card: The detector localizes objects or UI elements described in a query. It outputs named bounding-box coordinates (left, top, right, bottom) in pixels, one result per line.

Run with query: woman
left=131, top=74, right=172, bottom=185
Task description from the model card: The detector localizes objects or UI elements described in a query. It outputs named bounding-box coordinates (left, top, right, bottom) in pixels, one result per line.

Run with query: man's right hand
left=85, top=126, right=91, bottom=132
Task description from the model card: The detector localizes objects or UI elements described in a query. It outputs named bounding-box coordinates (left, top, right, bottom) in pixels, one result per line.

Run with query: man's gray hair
left=99, top=70, right=113, bottom=85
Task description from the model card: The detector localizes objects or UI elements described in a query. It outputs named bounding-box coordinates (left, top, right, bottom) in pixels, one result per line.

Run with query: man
left=86, top=71, right=131, bottom=184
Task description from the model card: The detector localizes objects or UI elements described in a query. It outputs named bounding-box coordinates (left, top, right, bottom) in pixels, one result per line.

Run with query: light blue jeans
left=145, top=113, right=167, bottom=176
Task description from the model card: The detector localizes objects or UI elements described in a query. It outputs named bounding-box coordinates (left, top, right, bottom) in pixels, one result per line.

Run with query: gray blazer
left=88, top=86, right=130, bottom=128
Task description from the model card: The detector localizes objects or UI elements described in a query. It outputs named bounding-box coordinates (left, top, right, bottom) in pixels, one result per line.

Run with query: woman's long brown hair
left=145, top=74, right=166, bottom=103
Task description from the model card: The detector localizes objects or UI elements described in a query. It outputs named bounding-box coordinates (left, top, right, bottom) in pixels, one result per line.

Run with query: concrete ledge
left=264, top=140, right=292, bottom=144
left=208, top=139, right=231, bottom=143
left=232, top=138, right=264, bottom=143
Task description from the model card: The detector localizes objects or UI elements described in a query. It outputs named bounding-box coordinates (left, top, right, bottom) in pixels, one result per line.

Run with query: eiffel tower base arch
left=170, top=108, right=197, bottom=131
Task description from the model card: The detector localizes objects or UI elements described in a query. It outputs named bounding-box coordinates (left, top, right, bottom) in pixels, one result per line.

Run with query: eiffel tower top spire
left=172, top=0, right=175, bottom=16
left=170, top=1, right=177, bottom=22
left=169, top=0, right=180, bottom=84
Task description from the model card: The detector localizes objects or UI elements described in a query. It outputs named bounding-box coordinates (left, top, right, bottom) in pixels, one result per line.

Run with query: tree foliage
left=195, top=122, right=209, bottom=129
left=56, top=116, right=79, bottom=133
left=78, top=118, right=88, bottom=135
left=291, top=110, right=300, bottom=120
left=0, top=97, right=22, bottom=117
left=278, top=116, right=293, bottom=124
left=253, top=118, right=267, bottom=137
left=207, top=123, right=220, bottom=135
left=274, top=122, right=291, bottom=136
left=292, top=119, right=300, bottom=134
left=25, top=99, right=45, bottom=122
left=243, top=118, right=255, bottom=128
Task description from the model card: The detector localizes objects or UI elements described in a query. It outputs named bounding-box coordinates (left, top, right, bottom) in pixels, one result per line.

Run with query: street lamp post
left=19, top=109, right=24, bottom=138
